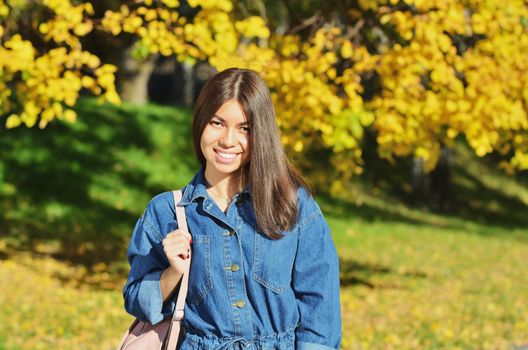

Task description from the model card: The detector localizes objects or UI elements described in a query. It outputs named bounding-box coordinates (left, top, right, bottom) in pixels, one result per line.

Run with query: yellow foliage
left=2, top=0, right=527, bottom=179
left=0, top=1, right=9, bottom=17
left=1, top=0, right=367, bottom=183
left=5, top=114, right=21, bottom=128
left=368, top=0, right=528, bottom=172
left=235, top=16, right=270, bottom=39
left=161, top=0, right=179, bottom=8
left=0, top=36, right=119, bottom=128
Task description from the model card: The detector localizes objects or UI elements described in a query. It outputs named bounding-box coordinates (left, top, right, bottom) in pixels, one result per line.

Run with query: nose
left=219, top=128, right=236, bottom=147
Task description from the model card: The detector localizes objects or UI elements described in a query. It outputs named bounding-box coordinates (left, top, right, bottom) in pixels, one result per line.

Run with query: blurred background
left=0, top=0, right=527, bottom=349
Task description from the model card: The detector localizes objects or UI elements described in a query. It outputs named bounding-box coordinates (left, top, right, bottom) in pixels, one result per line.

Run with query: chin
left=213, top=164, right=243, bottom=174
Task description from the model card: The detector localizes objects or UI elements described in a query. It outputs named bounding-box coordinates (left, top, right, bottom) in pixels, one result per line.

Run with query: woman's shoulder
left=295, top=186, right=324, bottom=228
left=296, top=185, right=318, bottom=209
left=141, top=191, right=181, bottom=232
left=146, top=191, right=175, bottom=212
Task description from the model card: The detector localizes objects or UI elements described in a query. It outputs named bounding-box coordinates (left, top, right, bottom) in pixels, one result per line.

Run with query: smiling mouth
left=214, top=149, right=240, bottom=159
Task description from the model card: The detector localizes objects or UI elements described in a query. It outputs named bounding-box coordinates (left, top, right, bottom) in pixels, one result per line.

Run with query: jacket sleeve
left=123, top=206, right=176, bottom=325
left=293, top=208, right=342, bottom=350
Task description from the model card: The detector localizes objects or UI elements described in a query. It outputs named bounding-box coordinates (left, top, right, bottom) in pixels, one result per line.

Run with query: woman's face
left=200, top=99, right=251, bottom=181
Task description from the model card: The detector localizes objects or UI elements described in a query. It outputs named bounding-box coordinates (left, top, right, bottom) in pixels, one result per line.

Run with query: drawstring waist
left=214, top=337, right=252, bottom=350
left=182, top=326, right=296, bottom=350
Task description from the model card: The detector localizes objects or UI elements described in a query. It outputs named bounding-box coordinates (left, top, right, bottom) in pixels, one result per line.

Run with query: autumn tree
left=1, top=0, right=527, bottom=194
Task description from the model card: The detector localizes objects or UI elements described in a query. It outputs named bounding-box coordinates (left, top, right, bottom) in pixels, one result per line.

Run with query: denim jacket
left=124, top=168, right=341, bottom=350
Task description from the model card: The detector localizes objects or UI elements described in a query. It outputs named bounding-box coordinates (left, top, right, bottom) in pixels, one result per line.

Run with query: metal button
left=231, top=264, right=240, bottom=272
left=234, top=300, right=245, bottom=308
left=222, top=230, right=235, bottom=236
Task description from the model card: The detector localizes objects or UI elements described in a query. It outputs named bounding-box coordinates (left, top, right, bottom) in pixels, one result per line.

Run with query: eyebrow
left=212, top=115, right=250, bottom=126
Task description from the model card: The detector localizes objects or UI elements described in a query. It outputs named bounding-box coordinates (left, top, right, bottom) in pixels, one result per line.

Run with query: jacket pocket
left=252, top=231, right=298, bottom=294
left=187, top=234, right=212, bottom=305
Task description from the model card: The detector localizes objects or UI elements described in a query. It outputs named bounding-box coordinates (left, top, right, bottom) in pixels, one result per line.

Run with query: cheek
left=199, top=134, right=206, bottom=153
left=241, top=135, right=251, bottom=156
left=241, top=135, right=249, bottom=149
left=200, top=135, right=212, bottom=159
left=200, top=127, right=215, bottom=150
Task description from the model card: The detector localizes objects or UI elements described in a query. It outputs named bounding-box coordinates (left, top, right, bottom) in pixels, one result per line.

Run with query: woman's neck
left=204, top=167, right=244, bottom=198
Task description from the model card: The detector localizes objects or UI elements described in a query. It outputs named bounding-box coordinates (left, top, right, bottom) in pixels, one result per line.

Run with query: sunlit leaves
left=1, top=0, right=527, bottom=175
left=39, top=0, right=94, bottom=48
left=1, top=1, right=119, bottom=129
left=97, top=1, right=372, bottom=184
left=235, top=16, right=270, bottom=39
left=369, top=0, right=528, bottom=171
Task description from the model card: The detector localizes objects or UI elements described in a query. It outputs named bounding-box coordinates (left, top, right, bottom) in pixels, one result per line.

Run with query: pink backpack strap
left=165, top=190, right=190, bottom=350
left=173, top=190, right=188, bottom=233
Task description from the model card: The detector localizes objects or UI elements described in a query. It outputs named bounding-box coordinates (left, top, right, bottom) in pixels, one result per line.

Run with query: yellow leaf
left=475, top=144, right=489, bottom=157
left=81, top=76, right=95, bottom=88
left=341, top=41, right=353, bottom=59
left=21, top=112, right=37, bottom=128
left=5, top=114, right=21, bottom=129
left=85, top=55, right=100, bottom=69
left=438, top=34, right=451, bottom=53
left=0, top=3, right=9, bottom=17
left=294, top=140, right=303, bottom=152
left=74, top=21, right=93, bottom=36
left=105, top=90, right=121, bottom=105
left=84, top=3, right=94, bottom=15
left=39, top=23, right=49, bottom=34
left=62, top=109, right=77, bottom=123
left=235, top=16, right=270, bottom=39
left=161, top=0, right=179, bottom=7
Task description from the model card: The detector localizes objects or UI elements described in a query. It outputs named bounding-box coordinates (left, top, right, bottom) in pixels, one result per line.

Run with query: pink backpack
left=117, top=190, right=190, bottom=350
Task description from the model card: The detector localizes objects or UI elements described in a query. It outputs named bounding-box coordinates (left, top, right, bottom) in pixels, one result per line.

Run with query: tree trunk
left=411, top=156, right=429, bottom=207
left=181, top=60, right=195, bottom=107
left=411, top=146, right=453, bottom=211
left=118, top=46, right=157, bottom=104
left=429, top=146, right=453, bottom=212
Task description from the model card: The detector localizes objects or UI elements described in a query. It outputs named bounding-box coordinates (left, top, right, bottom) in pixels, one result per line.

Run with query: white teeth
left=218, top=151, right=237, bottom=159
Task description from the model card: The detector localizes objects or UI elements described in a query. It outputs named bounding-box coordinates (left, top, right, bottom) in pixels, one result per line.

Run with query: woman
left=124, top=68, right=341, bottom=350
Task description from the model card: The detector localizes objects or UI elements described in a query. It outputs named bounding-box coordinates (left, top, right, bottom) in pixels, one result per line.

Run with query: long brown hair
left=192, top=68, right=311, bottom=239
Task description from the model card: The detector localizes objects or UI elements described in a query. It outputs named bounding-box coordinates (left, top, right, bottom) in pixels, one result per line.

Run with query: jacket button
left=231, top=264, right=240, bottom=272
left=234, top=300, right=245, bottom=308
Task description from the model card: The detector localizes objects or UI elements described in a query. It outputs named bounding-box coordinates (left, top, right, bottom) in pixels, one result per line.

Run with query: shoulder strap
left=173, top=190, right=188, bottom=233
left=165, top=190, right=190, bottom=350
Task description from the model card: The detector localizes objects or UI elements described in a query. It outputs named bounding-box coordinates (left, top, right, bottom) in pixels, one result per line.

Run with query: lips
left=217, top=151, right=237, bottom=159
left=214, top=149, right=240, bottom=162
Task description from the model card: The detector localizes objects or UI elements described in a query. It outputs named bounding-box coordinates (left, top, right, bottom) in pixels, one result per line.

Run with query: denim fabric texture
left=124, top=168, right=341, bottom=350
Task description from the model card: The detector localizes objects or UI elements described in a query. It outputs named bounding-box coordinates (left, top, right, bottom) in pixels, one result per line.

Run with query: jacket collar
left=178, top=167, right=250, bottom=206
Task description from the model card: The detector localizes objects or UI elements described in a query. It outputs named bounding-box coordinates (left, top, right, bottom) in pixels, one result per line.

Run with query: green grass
left=0, top=99, right=527, bottom=349
left=320, top=146, right=528, bottom=348
left=331, top=217, right=527, bottom=349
